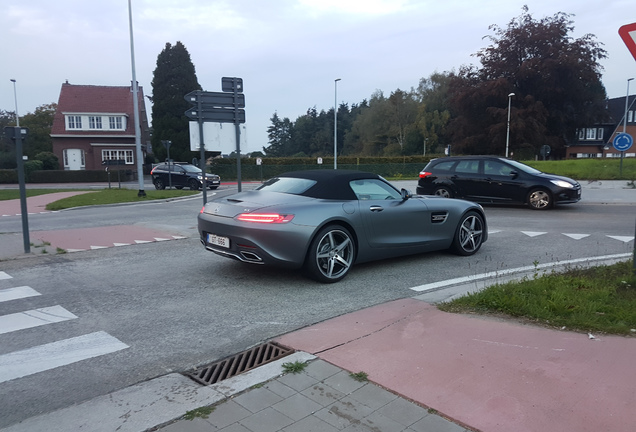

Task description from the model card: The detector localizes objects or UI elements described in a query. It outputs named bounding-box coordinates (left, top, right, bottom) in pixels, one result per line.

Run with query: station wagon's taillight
left=236, top=213, right=294, bottom=223
left=419, top=171, right=433, bottom=178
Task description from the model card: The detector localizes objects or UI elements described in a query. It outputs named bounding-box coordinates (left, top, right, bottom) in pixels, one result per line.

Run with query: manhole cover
left=186, top=341, right=294, bottom=385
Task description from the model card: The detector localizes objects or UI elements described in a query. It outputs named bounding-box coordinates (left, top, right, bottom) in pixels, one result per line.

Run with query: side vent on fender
left=431, top=212, right=448, bottom=223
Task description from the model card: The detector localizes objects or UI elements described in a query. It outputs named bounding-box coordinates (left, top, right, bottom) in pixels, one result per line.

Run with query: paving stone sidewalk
left=156, top=359, right=470, bottom=432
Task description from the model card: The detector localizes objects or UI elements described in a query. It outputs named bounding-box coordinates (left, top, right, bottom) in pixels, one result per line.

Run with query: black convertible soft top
left=278, top=169, right=383, bottom=200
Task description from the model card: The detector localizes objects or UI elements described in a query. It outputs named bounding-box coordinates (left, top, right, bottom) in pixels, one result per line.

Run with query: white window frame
left=578, top=129, right=585, bottom=140
left=586, top=128, right=596, bottom=140
left=597, top=128, right=603, bottom=140
left=101, top=149, right=134, bottom=165
left=67, top=115, right=82, bottom=129
left=629, top=111, right=634, bottom=123
left=89, top=116, right=103, bottom=129
left=109, top=116, right=124, bottom=130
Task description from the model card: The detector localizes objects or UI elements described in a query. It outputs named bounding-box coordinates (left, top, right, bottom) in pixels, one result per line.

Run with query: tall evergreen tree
left=151, top=41, right=201, bottom=162
left=264, top=112, right=293, bottom=156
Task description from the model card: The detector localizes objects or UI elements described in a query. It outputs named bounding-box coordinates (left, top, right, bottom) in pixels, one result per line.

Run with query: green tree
left=151, top=41, right=201, bottom=162
left=20, top=103, right=57, bottom=158
left=264, top=112, right=293, bottom=156
left=449, top=6, right=607, bottom=157
left=34, top=151, right=59, bottom=170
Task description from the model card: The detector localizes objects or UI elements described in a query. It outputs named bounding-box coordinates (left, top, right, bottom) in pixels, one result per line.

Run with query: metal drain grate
left=186, top=341, right=294, bottom=385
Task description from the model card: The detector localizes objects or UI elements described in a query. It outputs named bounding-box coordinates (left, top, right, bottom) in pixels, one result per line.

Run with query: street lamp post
left=505, top=93, right=514, bottom=158
left=620, top=78, right=634, bottom=177
left=9, top=79, right=30, bottom=253
left=10, top=79, right=19, bottom=127
left=623, top=78, right=634, bottom=133
left=128, top=0, right=145, bottom=197
left=334, top=78, right=341, bottom=169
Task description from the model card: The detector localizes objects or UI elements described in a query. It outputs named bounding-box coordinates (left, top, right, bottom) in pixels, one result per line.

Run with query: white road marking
left=410, top=253, right=633, bottom=292
left=521, top=231, right=547, bottom=237
left=0, top=331, right=129, bottom=384
left=0, top=271, right=12, bottom=280
left=154, top=237, right=170, bottom=241
left=90, top=246, right=108, bottom=250
left=113, top=243, right=131, bottom=246
left=563, top=233, right=590, bottom=240
left=0, top=286, right=41, bottom=303
left=0, top=305, right=77, bottom=335
left=135, top=240, right=152, bottom=244
left=607, top=235, right=634, bottom=243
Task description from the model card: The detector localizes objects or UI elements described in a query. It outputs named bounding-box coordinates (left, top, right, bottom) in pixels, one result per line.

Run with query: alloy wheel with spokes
left=305, top=225, right=355, bottom=283
left=450, top=211, right=484, bottom=256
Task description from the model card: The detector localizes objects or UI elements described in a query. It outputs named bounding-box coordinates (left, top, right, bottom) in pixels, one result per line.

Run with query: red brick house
left=566, top=96, right=636, bottom=158
left=50, top=82, right=150, bottom=171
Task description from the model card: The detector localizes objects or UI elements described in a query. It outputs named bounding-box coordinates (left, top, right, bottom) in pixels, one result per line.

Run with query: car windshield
left=181, top=164, right=202, bottom=173
left=257, top=177, right=316, bottom=195
left=505, top=159, right=542, bottom=175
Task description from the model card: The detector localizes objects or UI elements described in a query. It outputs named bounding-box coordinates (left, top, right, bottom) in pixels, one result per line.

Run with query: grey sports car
left=198, top=170, right=487, bottom=283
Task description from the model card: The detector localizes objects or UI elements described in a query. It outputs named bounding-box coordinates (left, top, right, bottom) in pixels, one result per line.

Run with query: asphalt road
left=0, top=180, right=634, bottom=428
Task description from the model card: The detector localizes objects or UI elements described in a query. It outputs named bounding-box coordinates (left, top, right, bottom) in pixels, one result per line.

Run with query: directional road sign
left=619, top=22, right=636, bottom=62
left=184, top=90, right=245, bottom=108
left=185, top=108, right=245, bottom=123
left=613, top=132, right=633, bottom=152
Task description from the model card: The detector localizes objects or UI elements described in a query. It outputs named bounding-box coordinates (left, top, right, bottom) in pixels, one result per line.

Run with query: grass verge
left=44, top=189, right=198, bottom=210
left=0, top=189, right=90, bottom=201
left=438, top=260, right=636, bottom=335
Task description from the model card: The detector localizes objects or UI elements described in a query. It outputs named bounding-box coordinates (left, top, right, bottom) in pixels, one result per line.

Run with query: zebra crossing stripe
left=0, top=331, right=129, bottom=384
left=0, top=286, right=41, bottom=303
left=0, top=305, right=77, bottom=335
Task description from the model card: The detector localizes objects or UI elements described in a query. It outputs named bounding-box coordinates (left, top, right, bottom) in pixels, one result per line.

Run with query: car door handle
left=369, top=205, right=384, bottom=212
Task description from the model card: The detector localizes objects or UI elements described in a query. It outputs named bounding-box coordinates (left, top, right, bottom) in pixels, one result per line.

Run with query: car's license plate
left=208, top=234, right=230, bottom=248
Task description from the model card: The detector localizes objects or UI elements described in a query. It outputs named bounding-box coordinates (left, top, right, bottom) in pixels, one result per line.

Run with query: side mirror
left=510, top=170, right=518, bottom=179
left=401, top=188, right=412, bottom=200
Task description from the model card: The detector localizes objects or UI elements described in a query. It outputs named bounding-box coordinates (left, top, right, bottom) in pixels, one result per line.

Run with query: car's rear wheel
left=305, top=225, right=355, bottom=283
left=527, top=188, right=552, bottom=210
left=450, top=211, right=484, bottom=256
left=188, top=179, right=200, bottom=190
left=434, top=186, right=453, bottom=198
left=175, top=186, right=183, bottom=190
left=154, top=179, right=165, bottom=190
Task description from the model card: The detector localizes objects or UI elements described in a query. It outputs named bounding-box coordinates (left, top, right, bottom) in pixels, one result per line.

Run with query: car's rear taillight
left=419, top=171, right=433, bottom=178
left=236, top=213, right=294, bottom=223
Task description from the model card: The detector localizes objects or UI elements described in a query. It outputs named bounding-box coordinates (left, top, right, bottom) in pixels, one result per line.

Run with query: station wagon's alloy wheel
left=305, top=225, right=355, bottom=283
left=154, top=179, right=165, bottom=190
left=434, top=187, right=453, bottom=198
left=188, top=179, right=200, bottom=190
left=527, top=188, right=552, bottom=210
left=450, top=211, right=484, bottom=256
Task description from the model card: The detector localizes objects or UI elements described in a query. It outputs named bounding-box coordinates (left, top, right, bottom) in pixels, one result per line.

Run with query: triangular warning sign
left=619, top=23, right=636, bottom=62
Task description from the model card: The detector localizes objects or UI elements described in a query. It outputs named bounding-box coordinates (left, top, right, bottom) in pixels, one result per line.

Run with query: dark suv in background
left=151, top=162, right=221, bottom=190
left=416, top=156, right=581, bottom=210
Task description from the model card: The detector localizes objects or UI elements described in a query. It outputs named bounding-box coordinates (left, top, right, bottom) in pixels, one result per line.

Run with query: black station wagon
left=151, top=162, right=220, bottom=190
left=417, top=156, right=581, bottom=210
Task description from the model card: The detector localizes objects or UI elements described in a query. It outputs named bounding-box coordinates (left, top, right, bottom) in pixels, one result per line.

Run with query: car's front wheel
left=154, top=179, right=165, bottom=190
left=527, top=188, right=552, bottom=210
left=305, top=225, right=355, bottom=283
left=188, top=179, right=200, bottom=190
left=450, top=211, right=484, bottom=256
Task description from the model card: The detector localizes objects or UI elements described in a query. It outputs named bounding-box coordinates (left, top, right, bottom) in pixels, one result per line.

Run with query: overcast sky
left=2, top=0, right=635, bottom=153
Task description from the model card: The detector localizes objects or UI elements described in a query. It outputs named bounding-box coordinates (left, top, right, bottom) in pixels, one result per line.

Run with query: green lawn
left=0, top=188, right=199, bottom=209
left=44, top=189, right=199, bottom=210
left=438, top=260, right=636, bottom=335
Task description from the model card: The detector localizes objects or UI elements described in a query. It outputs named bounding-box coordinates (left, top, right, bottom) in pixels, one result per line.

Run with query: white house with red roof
left=50, top=82, right=150, bottom=171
